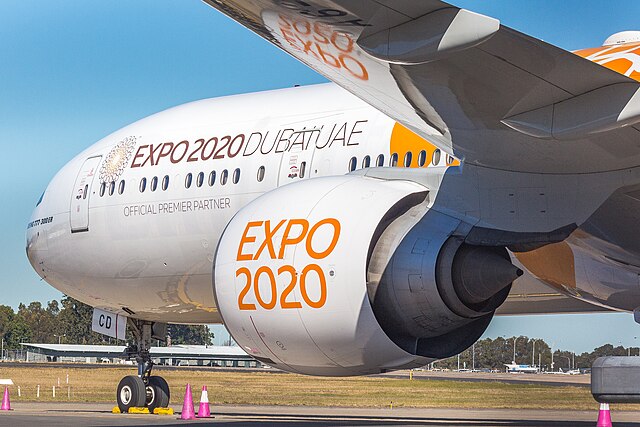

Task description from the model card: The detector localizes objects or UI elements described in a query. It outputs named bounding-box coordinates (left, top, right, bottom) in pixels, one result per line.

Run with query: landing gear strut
left=116, top=319, right=170, bottom=413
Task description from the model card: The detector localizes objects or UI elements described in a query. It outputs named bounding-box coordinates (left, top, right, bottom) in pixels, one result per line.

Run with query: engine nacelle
left=213, top=175, right=520, bottom=375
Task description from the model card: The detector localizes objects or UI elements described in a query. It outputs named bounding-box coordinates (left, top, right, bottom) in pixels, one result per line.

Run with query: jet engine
left=213, top=175, right=521, bottom=376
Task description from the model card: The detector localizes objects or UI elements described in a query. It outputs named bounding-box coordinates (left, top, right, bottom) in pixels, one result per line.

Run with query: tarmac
left=1, top=402, right=640, bottom=426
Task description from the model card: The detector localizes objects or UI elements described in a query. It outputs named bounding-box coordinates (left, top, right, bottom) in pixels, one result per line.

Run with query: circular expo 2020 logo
left=99, top=136, right=137, bottom=183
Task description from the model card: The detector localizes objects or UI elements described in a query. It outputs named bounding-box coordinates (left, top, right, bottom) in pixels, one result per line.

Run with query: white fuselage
left=26, top=84, right=450, bottom=323
left=26, top=83, right=640, bottom=327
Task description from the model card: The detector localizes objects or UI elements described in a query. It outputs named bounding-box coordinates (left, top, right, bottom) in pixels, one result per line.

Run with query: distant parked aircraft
left=505, top=363, right=539, bottom=373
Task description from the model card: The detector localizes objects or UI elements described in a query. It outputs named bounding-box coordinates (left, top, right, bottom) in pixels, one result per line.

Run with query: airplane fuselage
left=26, top=83, right=640, bottom=325
left=26, top=84, right=455, bottom=323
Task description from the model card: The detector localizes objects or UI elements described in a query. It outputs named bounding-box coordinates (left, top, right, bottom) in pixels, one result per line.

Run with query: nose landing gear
left=115, top=319, right=170, bottom=413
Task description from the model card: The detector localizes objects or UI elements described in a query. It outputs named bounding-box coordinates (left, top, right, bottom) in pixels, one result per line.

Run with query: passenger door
left=70, top=156, right=102, bottom=233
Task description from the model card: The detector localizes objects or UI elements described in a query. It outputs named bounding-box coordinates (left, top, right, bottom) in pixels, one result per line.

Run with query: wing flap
left=503, top=83, right=640, bottom=140
left=497, top=270, right=614, bottom=315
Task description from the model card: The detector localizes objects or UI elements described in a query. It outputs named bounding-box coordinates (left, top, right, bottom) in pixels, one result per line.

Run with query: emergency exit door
left=70, top=156, right=102, bottom=233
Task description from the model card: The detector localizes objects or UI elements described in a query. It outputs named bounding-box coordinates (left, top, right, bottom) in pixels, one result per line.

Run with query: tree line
left=435, top=336, right=639, bottom=371
left=0, top=297, right=213, bottom=350
left=1, top=298, right=634, bottom=370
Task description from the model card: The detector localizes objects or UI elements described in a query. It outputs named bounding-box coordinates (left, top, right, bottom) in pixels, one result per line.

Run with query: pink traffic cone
left=180, top=384, right=196, bottom=420
left=596, top=402, right=612, bottom=427
left=197, top=385, right=211, bottom=418
left=1, top=386, right=10, bottom=411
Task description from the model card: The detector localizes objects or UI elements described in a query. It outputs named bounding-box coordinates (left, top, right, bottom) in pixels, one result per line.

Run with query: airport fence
left=1, top=349, right=27, bottom=362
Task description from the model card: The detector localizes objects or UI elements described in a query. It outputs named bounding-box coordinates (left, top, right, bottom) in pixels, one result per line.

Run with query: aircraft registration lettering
left=234, top=218, right=341, bottom=311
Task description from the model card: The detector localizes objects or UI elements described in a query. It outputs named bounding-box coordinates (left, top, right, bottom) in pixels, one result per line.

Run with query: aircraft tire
left=146, top=376, right=170, bottom=411
left=116, top=375, right=146, bottom=413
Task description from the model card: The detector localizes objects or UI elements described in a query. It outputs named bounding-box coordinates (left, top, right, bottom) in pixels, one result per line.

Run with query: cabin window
left=403, top=151, right=412, bottom=167
left=99, top=182, right=106, bottom=197
left=300, top=161, right=307, bottom=178
left=348, top=157, right=357, bottom=172
left=185, top=173, right=193, bottom=189
left=108, top=181, right=115, bottom=196
left=83, top=184, right=88, bottom=200
left=118, top=180, right=125, bottom=195
left=162, top=175, right=169, bottom=191
left=376, top=154, right=385, bottom=167
left=139, top=178, right=147, bottom=193
left=208, top=171, right=216, bottom=186
left=418, top=150, right=427, bottom=167
left=196, top=172, right=204, bottom=188
left=390, top=153, right=398, bottom=167
left=446, top=154, right=455, bottom=165
left=257, top=166, right=265, bottom=182
left=233, top=168, right=241, bottom=184
left=362, top=155, right=370, bottom=168
left=432, top=149, right=441, bottom=166
left=220, top=169, right=228, bottom=185
left=151, top=176, right=158, bottom=192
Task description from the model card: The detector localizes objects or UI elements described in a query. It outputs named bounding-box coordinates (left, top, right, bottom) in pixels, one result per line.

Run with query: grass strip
left=0, top=365, right=636, bottom=410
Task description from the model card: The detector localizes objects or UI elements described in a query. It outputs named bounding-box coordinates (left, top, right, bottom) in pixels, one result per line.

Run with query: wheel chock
left=153, top=407, right=174, bottom=415
left=112, top=406, right=173, bottom=415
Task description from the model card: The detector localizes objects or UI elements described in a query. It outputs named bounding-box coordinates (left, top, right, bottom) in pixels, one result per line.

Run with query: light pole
left=532, top=339, right=536, bottom=366
left=538, top=353, right=542, bottom=371
left=472, top=343, right=475, bottom=370
left=54, top=334, right=66, bottom=345
left=513, top=337, right=518, bottom=363
left=561, top=355, right=571, bottom=371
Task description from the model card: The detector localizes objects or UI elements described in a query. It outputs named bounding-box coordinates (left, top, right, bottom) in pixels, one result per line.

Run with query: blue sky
left=2, top=1, right=640, bottom=352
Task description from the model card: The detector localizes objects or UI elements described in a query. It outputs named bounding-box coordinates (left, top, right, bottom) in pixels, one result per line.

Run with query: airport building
left=20, top=343, right=261, bottom=368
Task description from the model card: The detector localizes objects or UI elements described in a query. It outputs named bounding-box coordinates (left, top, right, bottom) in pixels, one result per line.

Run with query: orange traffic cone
left=180, top=384, right=195, bottom=420
left=1, top=386, right=10, bottom=411
left=596, top=402, right=612, bottom=427
left=197, top=385, right=211, bottom=418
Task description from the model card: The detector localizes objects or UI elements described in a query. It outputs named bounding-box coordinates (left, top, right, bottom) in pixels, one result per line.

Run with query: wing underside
left=205, top=0, right=640, bottom=175
left=498, top=272, right=614, bottom=315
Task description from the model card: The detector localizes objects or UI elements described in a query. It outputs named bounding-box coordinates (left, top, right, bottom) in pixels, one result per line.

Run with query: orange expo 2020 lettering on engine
left=233, top=218, right=341, bottom=311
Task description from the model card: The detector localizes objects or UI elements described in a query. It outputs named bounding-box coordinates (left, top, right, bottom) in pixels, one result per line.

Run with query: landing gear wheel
left=117, top=375, right=146, bottom=413
left=146, top=376, right=170, bottom=412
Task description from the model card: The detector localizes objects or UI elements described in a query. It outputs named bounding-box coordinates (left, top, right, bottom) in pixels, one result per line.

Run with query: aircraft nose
left=25, top=192, right=49, bottom=279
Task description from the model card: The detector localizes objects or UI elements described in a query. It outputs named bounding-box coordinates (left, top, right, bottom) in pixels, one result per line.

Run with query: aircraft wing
left=205, top=0, right=640, bottom=175
left=497, top=270, right=614, bottom=315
